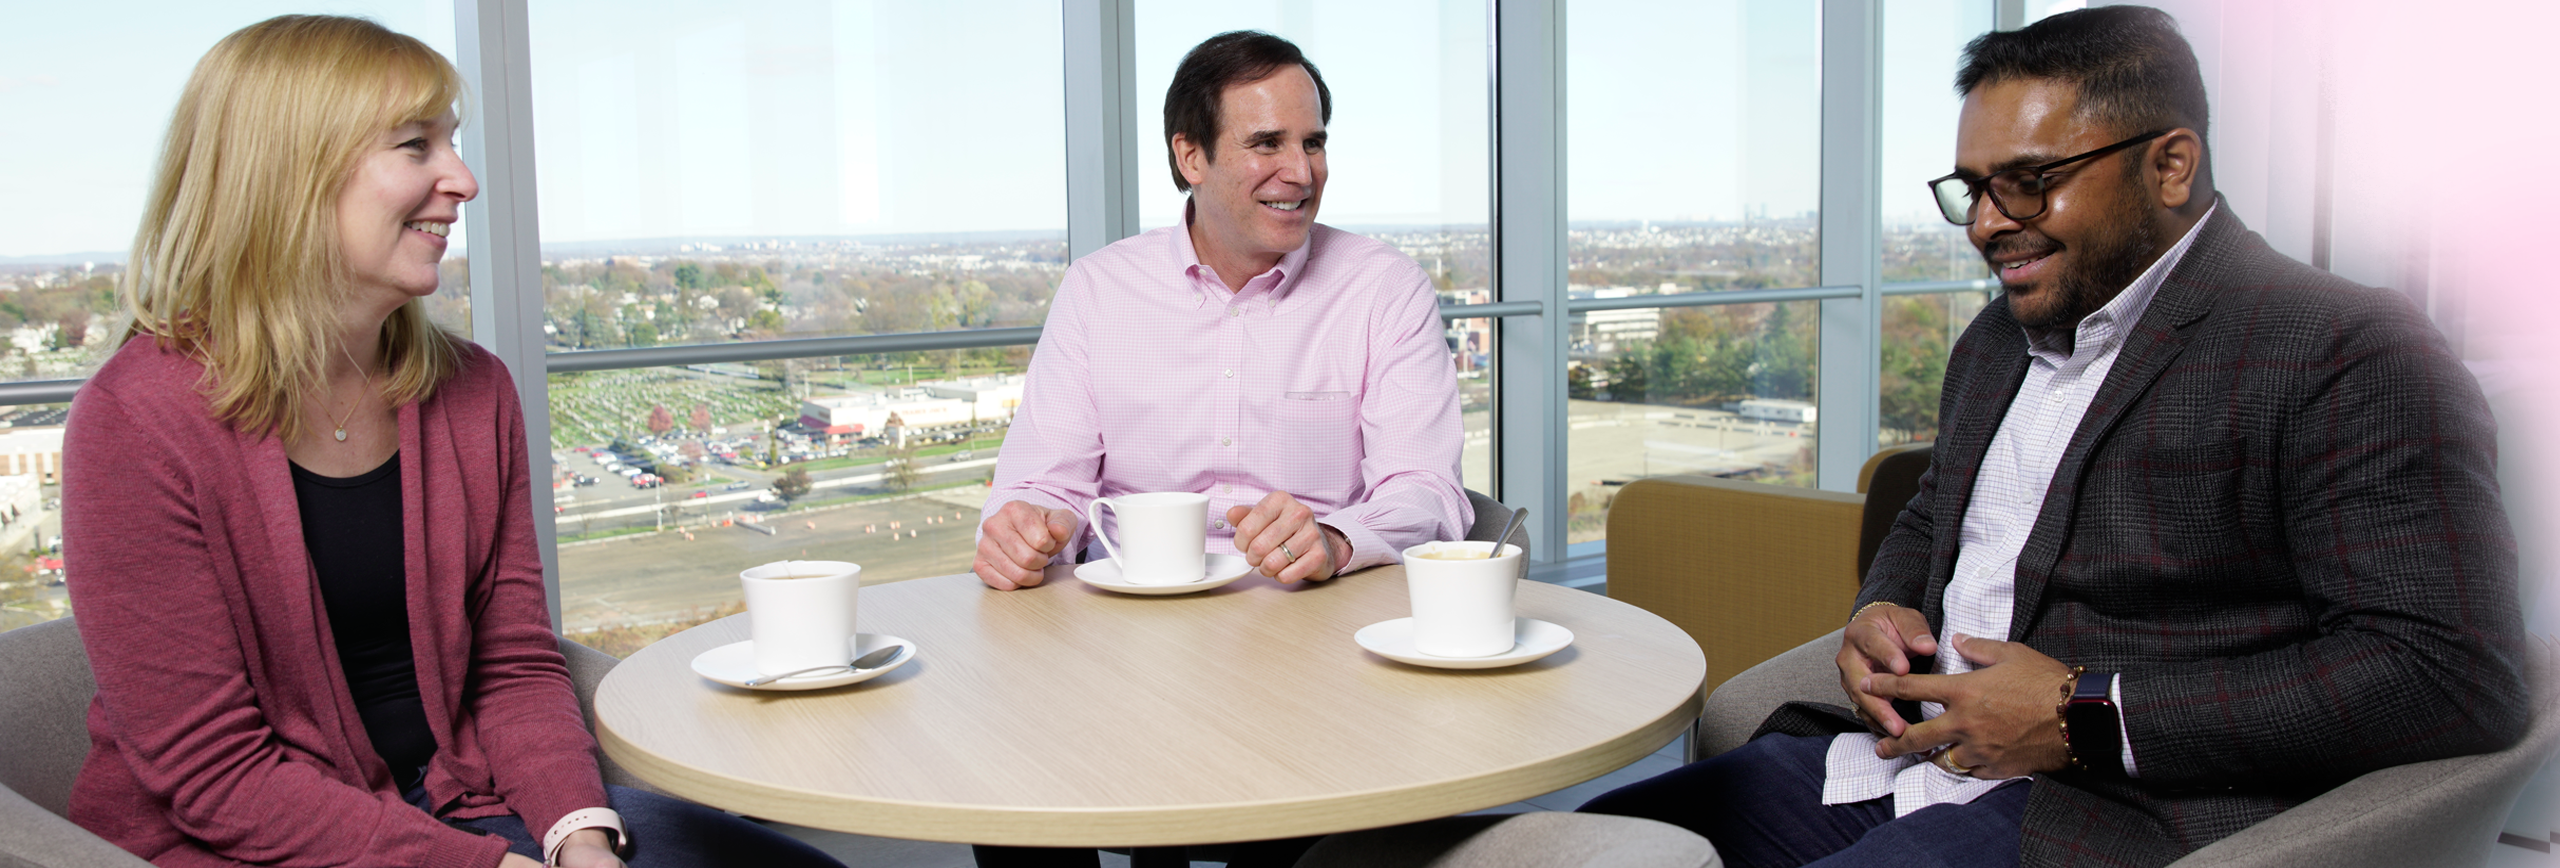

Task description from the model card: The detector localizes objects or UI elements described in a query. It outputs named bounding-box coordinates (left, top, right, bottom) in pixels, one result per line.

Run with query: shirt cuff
left=542, top=807, right=625, bottom=867
left=2112, top=674, right=2139, bottom=778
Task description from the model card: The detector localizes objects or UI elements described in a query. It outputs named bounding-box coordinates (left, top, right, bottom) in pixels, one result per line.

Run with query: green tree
left=1880, top=296, right=1958, bottom=440
left=1566, top=362, right=1597, bottom=400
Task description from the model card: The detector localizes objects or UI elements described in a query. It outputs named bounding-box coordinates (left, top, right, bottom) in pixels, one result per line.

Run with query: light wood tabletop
left=592, top=565, right=1708, bottom=847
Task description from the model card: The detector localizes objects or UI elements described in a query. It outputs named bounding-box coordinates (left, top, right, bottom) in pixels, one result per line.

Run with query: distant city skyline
left=3, top=0, right=2020, bottom=259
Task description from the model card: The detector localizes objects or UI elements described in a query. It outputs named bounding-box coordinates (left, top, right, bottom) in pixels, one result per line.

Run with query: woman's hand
left=501, top=854, right=545, bottom=868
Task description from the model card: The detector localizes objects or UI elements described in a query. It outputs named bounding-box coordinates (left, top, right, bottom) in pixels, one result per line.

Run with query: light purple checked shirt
left=983, top=210, right=1472, bottom=574
left=1823, top=203, right=2215, bottom=816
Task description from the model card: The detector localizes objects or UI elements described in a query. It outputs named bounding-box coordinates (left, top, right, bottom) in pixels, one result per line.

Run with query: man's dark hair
left=1957, top=6, right=2210, bottom=173
left=1163, top=30, right=1331, bottom=193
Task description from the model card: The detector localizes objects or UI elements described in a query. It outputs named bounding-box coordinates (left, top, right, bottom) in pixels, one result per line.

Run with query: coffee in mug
left=1087, top=492, right=1209, bottom=584
left=740, top=560, right=861, bottom=677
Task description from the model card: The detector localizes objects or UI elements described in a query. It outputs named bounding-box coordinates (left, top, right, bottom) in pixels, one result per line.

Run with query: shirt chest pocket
left=1264, top=392, right=1360, bottom=492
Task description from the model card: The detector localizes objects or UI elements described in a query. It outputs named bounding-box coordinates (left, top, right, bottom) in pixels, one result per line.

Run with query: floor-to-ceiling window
left=1562, top=0, right=1823, bottom=552
left=1878, top=0, right=1995, bottom=447
left=524, top=0, right=1066, bottom=652
left=0, top=0, right=2063, bottom=642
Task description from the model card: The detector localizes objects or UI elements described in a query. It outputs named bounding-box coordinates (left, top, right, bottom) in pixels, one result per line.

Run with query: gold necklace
left=328, top=342, right=376, bottom=443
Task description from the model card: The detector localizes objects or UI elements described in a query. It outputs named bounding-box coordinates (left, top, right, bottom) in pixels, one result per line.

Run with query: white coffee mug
left=1400, top=542, right=1523, bottom=657
left=1087, top=492, right=1209, bottom=584
left=740, top=560, right=861, bottom=677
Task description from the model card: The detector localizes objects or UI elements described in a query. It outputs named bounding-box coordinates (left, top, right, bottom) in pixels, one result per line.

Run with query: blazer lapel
left=2007, top=207, right=2241, bottom=638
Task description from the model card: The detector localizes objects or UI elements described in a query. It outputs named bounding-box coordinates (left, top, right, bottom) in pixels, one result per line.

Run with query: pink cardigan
left=62, top=337, right=602, bottom=868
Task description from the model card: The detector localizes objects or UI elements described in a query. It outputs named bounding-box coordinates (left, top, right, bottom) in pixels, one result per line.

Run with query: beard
left=1992, top=185, right=2165, bottom=333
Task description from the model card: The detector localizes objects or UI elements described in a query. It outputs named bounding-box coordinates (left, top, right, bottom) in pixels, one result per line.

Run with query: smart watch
left=2065, top=671, right=2123, bottom=775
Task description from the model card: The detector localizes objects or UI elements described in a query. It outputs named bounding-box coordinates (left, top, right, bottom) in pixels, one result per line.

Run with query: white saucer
left=1073, top=553, right=1253, bottom=595
left=691, top=633, right=917, bottom=691
left=1354, top=618, right=1574, bottom=669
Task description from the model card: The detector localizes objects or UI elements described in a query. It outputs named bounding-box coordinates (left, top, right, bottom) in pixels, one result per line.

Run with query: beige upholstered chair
left=0, top=617, right=643, bottom=868
left=1603, top=443, right=1931, bottom=702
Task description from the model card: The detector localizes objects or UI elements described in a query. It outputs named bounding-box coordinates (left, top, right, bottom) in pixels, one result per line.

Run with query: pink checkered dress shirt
left=983, top=214, right=1472, bottom=573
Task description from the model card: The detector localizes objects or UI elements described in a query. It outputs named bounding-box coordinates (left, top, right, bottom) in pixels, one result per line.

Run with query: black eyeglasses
left=1926, top=130, right=2169, bottom=226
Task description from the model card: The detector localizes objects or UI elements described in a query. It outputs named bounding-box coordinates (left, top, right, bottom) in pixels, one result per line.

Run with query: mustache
left=1982, top=235, right=2061, bottom=263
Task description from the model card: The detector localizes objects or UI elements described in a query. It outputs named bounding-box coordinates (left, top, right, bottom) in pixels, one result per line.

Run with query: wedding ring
left=1935, top=751, right=1976, bottom=776
left=1279, top=543, right=1298, bottom=562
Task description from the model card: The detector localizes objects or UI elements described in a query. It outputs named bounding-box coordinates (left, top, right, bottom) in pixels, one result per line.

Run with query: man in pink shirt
left=974, top=29, right=1471, bottom=597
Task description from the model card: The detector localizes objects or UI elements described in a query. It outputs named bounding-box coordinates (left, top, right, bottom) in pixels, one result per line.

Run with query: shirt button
left=1223, top=369, right=1233, bottom=378
left=1214, top=520, right=1228, bottom=530
left=1221, top=437, right=1232, bottom=446
left=1222, top=484, right=1232, bottom=493
left=1229, top=309, right=1241, bottom=317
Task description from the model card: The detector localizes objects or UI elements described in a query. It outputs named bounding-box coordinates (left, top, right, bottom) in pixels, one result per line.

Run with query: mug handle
left=1086, top=498, right=1125, bottom=564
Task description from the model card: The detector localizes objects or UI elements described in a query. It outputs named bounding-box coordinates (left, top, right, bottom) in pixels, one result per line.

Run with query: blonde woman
left=60, top=16, right=845, bottom=868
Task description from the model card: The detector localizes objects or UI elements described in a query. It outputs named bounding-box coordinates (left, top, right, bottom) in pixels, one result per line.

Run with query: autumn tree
left=690, top=404, right=712, bottom=433
left=646, top=404, right=675, bottom=436
left=774, top=468, right=814, bottom=502
left=884, top=439, right=920, bottom=493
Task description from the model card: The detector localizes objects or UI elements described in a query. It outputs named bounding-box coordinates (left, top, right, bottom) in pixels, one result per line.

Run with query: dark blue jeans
left=1579, top=734, right=2031, bottom=868
left=405, top=780, right=845, bottom=867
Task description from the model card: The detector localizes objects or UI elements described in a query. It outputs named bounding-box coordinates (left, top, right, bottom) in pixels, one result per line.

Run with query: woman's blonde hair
left=121, top=14, right=467, bottom=440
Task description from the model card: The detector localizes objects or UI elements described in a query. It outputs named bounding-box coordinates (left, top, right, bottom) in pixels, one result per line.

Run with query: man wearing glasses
left=1579, top=7, right=2525, bottom=867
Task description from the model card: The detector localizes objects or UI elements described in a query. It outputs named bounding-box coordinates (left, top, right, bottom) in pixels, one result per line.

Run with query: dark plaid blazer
left=1846, top=205, right=2529, bottom=867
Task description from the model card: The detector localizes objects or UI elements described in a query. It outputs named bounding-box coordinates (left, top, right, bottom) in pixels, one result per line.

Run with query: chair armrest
left=2167, top=639, right=2560, bottom=868
left=1694, top=630, right=1843, bottom=761
left=1606, top=476, right=1862, bottom=698
left=558, top=636, right=670, bottom=797
left=0, top=783, right=154, bottom=868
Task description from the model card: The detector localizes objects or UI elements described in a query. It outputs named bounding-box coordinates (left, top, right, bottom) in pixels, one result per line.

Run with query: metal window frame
left=457, top=0, right=565, bottom=627
left=1816, top=0, right=1883, bottom=493
left=1491, top=0, right=1569, bottom=566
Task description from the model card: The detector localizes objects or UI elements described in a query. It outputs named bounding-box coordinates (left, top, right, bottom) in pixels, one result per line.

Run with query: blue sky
left=1, top=0, right=1998, bottom=258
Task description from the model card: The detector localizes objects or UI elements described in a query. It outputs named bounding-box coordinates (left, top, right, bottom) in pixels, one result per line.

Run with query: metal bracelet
left=1849, top=600, right=1898, bottom=625
left=2057, top=665, right=2087, bottom=772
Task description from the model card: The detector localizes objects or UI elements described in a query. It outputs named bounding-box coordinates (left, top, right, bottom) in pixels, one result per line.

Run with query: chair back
left=1855, top=443, right=1932, bottom=581
left=1462, top=488, right=1528, bottom=563
left=0, top=617, right=98, bottom=818
left=1606, top=475, right=1863, bottom=696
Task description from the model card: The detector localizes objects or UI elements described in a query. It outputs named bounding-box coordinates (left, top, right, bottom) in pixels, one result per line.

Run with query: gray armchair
left=0, top=617, right=643, bottom=868
left=1700, top=630, right=2560, bottom=868
left=1462, top=488, right=1525, bottom=561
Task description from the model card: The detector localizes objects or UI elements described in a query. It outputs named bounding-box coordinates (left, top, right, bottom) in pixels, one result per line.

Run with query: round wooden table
left=593, top=565, right=1707, bottom=847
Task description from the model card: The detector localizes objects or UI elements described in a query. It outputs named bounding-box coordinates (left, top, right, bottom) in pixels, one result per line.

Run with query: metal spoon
left=745, top=643, right=907, bottom=687
left=1486, top=505, right=1526, bottom=559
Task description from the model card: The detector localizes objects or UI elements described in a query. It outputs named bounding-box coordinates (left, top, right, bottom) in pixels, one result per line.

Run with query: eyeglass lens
left=1932, top=172, right=2046, bottom=226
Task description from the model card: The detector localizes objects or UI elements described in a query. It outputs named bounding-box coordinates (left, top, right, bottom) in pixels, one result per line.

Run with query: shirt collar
left=2023, top=200, right=2218, bottom=364
left=1168, top=198, right=1314, bottom=313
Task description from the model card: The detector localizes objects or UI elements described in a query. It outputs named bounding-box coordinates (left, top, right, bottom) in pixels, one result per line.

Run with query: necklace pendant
left=334, top=428, right=348, bottom=442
